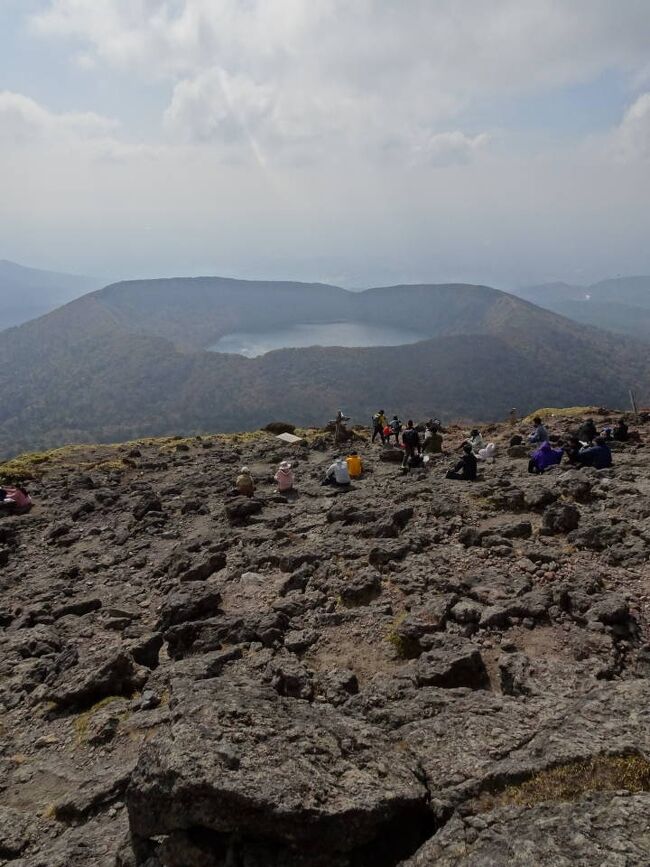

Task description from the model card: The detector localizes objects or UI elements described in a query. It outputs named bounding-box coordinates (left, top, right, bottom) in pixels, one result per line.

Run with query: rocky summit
left=1, top=410, right=650, bottom=867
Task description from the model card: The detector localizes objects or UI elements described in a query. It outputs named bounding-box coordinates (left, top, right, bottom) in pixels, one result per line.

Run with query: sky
left=1, top=0, right=650, bottom=290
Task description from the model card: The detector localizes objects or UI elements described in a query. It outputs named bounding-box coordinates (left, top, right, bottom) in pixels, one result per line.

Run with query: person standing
left=372, top=409, right=387, bottom=444
left=389, top=415, right=402, bottom=446
left=401, top=420, right=421, bottom=470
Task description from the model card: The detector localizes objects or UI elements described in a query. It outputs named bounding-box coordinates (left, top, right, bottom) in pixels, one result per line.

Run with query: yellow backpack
left=346, top=454, right=363, bottom=478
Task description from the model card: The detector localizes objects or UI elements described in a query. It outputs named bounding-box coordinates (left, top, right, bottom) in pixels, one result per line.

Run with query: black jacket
left=402, top=428, right=420, bottom=450
left=453, top=452, right=477, bottom=481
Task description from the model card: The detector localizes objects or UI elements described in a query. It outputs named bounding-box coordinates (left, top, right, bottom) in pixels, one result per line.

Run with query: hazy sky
left=1, top=0, right=650, bottom=289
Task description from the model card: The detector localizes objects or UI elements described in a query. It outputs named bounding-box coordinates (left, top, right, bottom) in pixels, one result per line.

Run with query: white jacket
left=327, top=459, right=351, bottom=484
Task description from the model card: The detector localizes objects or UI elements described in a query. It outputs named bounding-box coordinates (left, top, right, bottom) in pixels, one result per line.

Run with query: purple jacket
left=531, top=441, right=563, bottom=471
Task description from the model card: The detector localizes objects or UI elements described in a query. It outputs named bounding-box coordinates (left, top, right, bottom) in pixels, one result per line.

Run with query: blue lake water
left=209, top=321, right=427, bottom=358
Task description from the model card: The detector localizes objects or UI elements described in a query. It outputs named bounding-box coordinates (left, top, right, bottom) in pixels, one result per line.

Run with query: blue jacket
left=578, top=443, right=612, bottom=469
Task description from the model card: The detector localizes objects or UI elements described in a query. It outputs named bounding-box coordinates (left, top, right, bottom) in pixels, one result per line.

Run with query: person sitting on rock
left=371, top=410, right=387, bottom=444
left=1, top=485, right=33, bottom=514
left=563, top=436, right=582, bottom=465
left=446, top=444, right=477, bottom=481
left=577, top=418, right=597, bottom=444
left=274, top=461, right=294, bottom=492
left=466, top=429, right=484, bottom=453
left=613, top=419, right=629, bottom=442
left=576, top=437, right=613, bottom=469
left=346, top=451, right=363, bottom=479
left=528, top=441, right=563, bottom=474
left=528, top=417, right=549, bottom=443
left=322, top=456, right=351, bottom=486
left=423, top=424, right=443, bottom=454
left=235, top=467, right=255, bottom=497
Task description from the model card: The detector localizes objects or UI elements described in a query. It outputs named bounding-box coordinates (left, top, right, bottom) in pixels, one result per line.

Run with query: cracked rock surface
left=1, top=412, right=649, bottom=865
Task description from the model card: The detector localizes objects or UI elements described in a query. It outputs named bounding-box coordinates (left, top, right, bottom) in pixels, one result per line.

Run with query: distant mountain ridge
left=0, top=275, right=648, bottom=458
left=514, top=276, right=650, bottom=341
left=0, top=259, right=97, bottom=331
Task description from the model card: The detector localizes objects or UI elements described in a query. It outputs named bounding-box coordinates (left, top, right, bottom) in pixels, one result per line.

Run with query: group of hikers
left=526, top=415, right=628, bottom=474
left=2, top=413, right=632, bottom=513
left=231, top=411, right=632, bottom=497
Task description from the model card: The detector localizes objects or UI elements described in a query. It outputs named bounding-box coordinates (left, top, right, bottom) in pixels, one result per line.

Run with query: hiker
left=1, top=485, right=33, bottom=514
left=508, top=408, right=517, bottom=426
left=274, top=461, right=294, bottom=492
left=576, top=437, right=613, bottom=469
left=528, top=417, right=549, bottom=443
left=446, top=444, right=477, bottom=481
left=477, top=442, right=497, bottom=462
left=613, top=419, right=629, bottom=442
left=334, top=410, right=351, bottom=444
left=528, top=441, right=563, bottom=474
left=401, top=420, right=421, bottom=471
left=235, top=467, right=255, bottom=497
left=466, top=429, right=484, bottom=453
left=577, top=418, right=597, bottom=444
left=346, top=451, right=363, bottom=479
left=322, top=456, right=351, bottom=486
left=372, top=410, right=387, bottom=444
left=389, top=415, right=402, bottom=446
left=564, top=436, right=582, bottom=465
left=403, top=451, right=424, bottom=474
left=423, top=424, right=443, bottom=454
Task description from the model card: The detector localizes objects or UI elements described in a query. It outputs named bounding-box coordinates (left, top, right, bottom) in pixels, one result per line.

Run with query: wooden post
left=629, top=389, right=638, bottom=418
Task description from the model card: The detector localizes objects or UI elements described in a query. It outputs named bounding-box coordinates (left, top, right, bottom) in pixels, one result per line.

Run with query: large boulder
left=126, top=676, right=431, bottom=865
left=542, top=502, right=580, bottom=534
left=405, top=793, right=650, bottom=866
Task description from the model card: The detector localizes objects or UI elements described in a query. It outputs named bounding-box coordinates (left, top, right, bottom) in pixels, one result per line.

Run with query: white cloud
left=30, top=0, right=650, bottom=164
left=5, top=1, right=650, bottom=283
left=613, top=92, right=650, bottom=162
left=164, top=67, right=273, bottom=146
left=0, top=90, right=117, bottom=146
left=412, top=131, right=490, bottom=167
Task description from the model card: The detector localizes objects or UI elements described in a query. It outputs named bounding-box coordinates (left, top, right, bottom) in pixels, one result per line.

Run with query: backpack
left=403, top=428, right=419, bottom=448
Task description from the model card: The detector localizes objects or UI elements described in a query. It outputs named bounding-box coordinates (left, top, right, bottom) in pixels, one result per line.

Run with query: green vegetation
left=523, top=406, right=602, bottom=423
left=73, top=695, right=129, bottom=744
left=387, top=612, right=420, bottom=659
left=475, top=754, right=650, bottom=812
